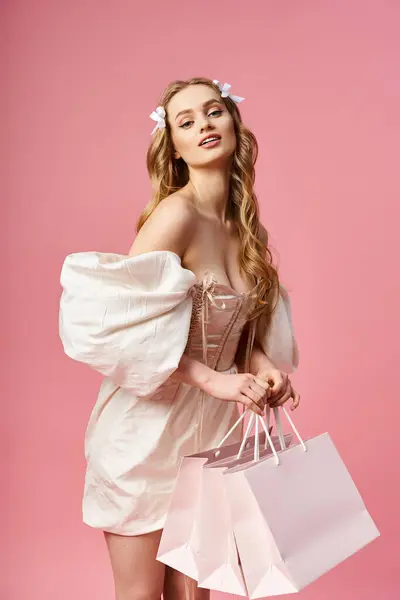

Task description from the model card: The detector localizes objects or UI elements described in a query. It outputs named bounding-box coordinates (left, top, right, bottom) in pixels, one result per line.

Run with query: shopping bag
left=196, top=418, right=293, bottom=596
left=156, top=409, right=272, bottom=580
left=224, top=407, right=380, bottom=598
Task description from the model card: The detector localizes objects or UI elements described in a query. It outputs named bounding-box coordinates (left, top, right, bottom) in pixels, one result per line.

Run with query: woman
left=59, top=77, right=300, bottom=600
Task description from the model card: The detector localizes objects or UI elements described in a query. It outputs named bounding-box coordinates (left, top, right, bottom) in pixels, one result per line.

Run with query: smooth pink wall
left=4, top=1, right=399, bottom=599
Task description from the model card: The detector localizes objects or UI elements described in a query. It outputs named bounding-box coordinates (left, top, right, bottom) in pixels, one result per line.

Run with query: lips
left=199, top=134, right=221, bottom=146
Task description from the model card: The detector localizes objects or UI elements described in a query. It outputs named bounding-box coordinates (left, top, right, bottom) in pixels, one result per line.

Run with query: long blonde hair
left=136, top=77, right=280, bottom=324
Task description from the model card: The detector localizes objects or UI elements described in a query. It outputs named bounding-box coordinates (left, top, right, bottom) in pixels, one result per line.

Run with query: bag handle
left=256, top=406, right=307, bottom=465
left=218, top=405, right=307, bottom=466
left=216, top=408, right=271, bottom=456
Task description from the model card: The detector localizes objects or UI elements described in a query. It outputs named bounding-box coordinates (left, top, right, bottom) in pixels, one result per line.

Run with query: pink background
left=4, top=0, right=399, bottom=599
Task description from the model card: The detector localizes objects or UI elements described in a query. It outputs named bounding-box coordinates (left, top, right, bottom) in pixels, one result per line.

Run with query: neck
left=186, top=166, right=232, bottom=223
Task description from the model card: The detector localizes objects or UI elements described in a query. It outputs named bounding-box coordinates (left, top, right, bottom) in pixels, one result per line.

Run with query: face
left=167, top=84, right=237, bottom=169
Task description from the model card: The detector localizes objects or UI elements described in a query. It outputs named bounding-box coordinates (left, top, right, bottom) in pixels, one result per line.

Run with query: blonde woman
left=59, top=77, right=300, bottom=600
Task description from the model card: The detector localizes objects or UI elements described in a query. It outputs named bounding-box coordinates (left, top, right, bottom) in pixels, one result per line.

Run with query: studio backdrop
left=3, top=1, right=399, bottom=599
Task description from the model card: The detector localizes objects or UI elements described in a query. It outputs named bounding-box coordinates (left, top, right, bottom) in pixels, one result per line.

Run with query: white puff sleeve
left=255, top=284, right=299, bottom=374
left=59, top=250, right=197, bottom=396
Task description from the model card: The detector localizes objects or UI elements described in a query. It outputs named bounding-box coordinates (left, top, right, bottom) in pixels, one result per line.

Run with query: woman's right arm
left=171, top=356, right=269, bottom=416
left=129, top=195, right=269, bottom=414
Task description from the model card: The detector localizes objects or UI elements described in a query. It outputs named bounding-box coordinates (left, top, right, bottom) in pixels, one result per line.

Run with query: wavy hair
left=136, top=77, right=280, bottom=325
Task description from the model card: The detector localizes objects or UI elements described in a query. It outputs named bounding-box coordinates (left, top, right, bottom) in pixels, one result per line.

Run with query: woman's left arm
left=251, top=222, right=300, bottom=410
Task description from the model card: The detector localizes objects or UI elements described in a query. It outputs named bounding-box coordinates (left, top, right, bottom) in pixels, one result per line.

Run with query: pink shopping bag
left=196, top=426, right=293, bottom=596
left=224, top=407, right=380, bottom=599
left=156, top=410, right=271, bottom=580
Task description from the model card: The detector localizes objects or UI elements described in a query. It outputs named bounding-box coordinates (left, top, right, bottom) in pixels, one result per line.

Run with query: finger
left=269, top=386, right=292, bottom=408
left=268, top=372, right=287, bottom=394
left=290, top=388, right=301, bottom=411
left=240, top=393, right=264, bottom=416
left=250, top=378, right=271, bottom=401
left=266, top=388, right=286, bottom=406
left=244, top=387, right=267, bottom=411
left=252, top=376, right=271, bottom=393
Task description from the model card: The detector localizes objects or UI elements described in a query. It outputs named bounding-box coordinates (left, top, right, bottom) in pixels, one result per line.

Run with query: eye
left=179, top=121, right=193, bottom=129
left=179, top=109, right=223, bottom=129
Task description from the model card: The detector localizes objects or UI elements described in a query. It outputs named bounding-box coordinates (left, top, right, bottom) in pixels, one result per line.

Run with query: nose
left=199, top=117, right=213, bottom=133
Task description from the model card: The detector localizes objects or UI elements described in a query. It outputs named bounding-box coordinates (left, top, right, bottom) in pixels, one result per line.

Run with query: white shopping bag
left=224, top=407, right=380, bottom=598
left=196, top=422, right=293, bottom=596
left=157, top=409, right=272, bottom=581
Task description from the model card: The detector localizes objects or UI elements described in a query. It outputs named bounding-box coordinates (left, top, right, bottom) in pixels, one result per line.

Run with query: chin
left=200, top=147, right=235, bottom=168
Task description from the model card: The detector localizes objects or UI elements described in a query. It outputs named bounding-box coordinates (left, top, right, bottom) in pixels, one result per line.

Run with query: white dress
left=59, top=250, right=298, bottom=535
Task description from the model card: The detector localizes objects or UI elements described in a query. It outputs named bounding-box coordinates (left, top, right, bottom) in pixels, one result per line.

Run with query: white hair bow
left=213, top=80, right=245, bottom=104
left=149, top=105, right=166, bottom=134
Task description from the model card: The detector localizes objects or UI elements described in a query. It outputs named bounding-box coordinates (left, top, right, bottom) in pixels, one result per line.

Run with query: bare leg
left=163, top=567, right=210, bottom=600
left=104, top=530, right=165, bottom=600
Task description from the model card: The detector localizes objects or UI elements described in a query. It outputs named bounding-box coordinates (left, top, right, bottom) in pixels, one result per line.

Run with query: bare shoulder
left=128, top=192, right=197, bottom=258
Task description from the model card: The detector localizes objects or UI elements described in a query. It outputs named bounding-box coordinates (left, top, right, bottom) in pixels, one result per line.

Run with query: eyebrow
left=175, top=98, right=223, bottom=121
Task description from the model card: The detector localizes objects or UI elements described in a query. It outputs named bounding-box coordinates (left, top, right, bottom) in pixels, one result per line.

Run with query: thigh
left=104, top=529, right=165, bottom=600
left=163, top=567, right=210, bottom=600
